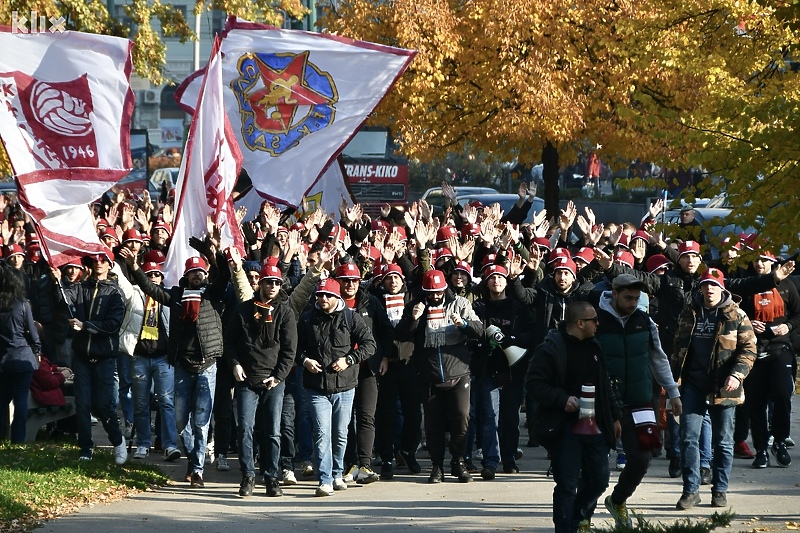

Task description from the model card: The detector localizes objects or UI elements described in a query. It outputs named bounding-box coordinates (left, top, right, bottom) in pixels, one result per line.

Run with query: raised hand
left=415, top=219, right=431, bottom=249
left=631, top=239, right=647, bottom=261
left=235, top=206, right=247, bottom=225
left=588, top=223, right=605, bottom=246
left=462, top=204, right=478, bottom=224
left=531, top=208, right=547, bottom=228
left=161, top=203, right=173, bottom=225
left=559, top=201, right=577, bottom=233
left=584, top=207, right=596, bottom=228
left=594, top=247, right=613, bottom=270
left=527, top=245, right=542, bottom=272
left=418, top=199, right=432, bottom=223
left=136, top=208, right=152, bottom=235
left=774, top=260, right=796, bottom=282
left=441, top=181, right=456, bottom=201
left=458, top=237, right=475, bottom=262
left=648, top=198, right=664, bottom=219
left=532, top=219, right=550, bottom=239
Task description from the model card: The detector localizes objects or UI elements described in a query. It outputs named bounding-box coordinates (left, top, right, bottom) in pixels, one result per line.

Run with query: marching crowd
left=0, top=181, right=798, bottom=533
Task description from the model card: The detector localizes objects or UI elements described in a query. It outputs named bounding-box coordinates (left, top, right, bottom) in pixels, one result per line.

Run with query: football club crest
left=231, top=51, right=337, bottom=156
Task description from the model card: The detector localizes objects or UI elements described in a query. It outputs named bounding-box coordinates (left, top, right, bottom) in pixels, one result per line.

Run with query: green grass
left=0, top=442, right=170, bottom=532
left=593, top=511, right=735, bottom=533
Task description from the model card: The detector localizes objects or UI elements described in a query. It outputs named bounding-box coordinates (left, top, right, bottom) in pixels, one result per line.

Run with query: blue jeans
left=0, top=370, right=34, bottom=443
left=475, top=376, right=501, bottom=469
left=667, top=410, right=712, bottom=468
left=237, top=381, right=285, bottom=480
left=175, top=364, right=217, bottom=475
left=308, top=388, right=355, bottom=485
left=117, top=353, right=134, bottom=425
left=280, top=369, right=297, bottom=470
left=73, top=357, right=123, bottom=453
left=551, top=424, right=610, bottom=533
left=293, top=365, right=313, bottom=463
left=680, top=384, right=735, bottom=494
left=131, top=355, right=177, bottom=449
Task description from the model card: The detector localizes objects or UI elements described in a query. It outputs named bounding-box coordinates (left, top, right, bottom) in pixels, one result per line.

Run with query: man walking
left=527, top=301, right=622, bottom=533
left=594, top=274, right=682, bottom=526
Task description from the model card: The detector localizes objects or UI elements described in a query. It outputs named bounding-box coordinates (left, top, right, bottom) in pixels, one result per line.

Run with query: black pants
left=423, top=375, right=470, bottom=467
left=280, top=366, right=297, bottom=470
left=747, top=348, right=795, bottom=451
left=376, top=361, right=421, bottom=461
left=213, top=362, right=236, bottom=456
left=345, top=369, right=378, bottom=467
left=611, top=406, right=653, bottom=503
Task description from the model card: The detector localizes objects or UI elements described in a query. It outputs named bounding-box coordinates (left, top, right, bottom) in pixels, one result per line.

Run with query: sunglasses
left=579, top=316, right=599, bottom=323
left=146, top=272, right=163, bottom=278
left=261, top=279, right=282, bottom=286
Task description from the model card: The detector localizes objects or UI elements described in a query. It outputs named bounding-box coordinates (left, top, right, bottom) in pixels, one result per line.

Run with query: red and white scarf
left=424, top=305, right=447, bottom=348
left=384, top=293, right=405, bottom=326
left=180, top=289, right=204, bottom=323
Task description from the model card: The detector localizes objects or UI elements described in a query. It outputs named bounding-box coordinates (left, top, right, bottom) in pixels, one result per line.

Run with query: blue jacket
left=0, top=299, right=40, bottom=373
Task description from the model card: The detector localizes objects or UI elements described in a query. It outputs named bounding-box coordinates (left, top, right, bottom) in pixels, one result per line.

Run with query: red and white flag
left=176, top=17, right=415, bottom=208
left=0, top=29, right=134, bottom=266
left=163, top=37, right=244, bottom=287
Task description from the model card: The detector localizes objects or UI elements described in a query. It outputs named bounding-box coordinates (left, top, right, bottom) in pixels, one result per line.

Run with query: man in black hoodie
left=527, top=301, right=622, bottom=533
left=225, top=263, right=297, bottom=498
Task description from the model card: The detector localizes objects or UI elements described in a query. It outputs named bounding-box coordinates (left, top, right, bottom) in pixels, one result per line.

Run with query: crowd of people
left=0, top=181, right=797, bottom=533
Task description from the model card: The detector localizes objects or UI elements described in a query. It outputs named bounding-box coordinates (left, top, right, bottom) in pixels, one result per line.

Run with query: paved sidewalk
left=37, top=400, right=800, bottom=533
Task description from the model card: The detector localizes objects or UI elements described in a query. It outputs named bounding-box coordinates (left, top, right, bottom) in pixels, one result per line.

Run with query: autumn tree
left=322, top=0, right=800, bottom=247
left=0, top=0, right=308, bottom=178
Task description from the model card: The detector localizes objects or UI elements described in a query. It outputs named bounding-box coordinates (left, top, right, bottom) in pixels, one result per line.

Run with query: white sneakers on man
left=114, top=437, right=128, bottom=465
left=133, top=446, right=149, bottom=459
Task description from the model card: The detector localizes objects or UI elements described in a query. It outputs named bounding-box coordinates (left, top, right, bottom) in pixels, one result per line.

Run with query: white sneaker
left=164, top=447, right=181, bottom=462
left=315, top=483, right=333, bottom=497
left=332, top=477, right=347, bottom=491
left=355, top=465, right=379, bottom=484
left=282, top=469, right=297, bottom=485
left=474, top=448, right=484, bottom=460
left=342, top=465, right=358, bottom=483
left=300, top=460, right=315, bottom=477
left=215, top=455, right=230, bottom=471
left=133, top=446, right=149, bottom=459
left=114, top=437, right=128, bottom=465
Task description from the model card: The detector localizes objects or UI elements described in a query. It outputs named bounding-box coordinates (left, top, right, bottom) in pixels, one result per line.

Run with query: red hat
left=548, top=247, right=571, bottom=265
left=184, top=256, right=208, bottom=275
left=143, top=249, right=166, bottom=265
left=721, top=237, right=741, bottom=251
left=552, top=256, right=576, bottom=277
left=315, top=278, right=342, bottom=299
left=335, top=262, right=361, bottom=279
left=645, top=254, right=672, bottom=274
left=678, top=241, right=701, bottom=258
left=631, top=230, right=650, bottom=245
left=264, top=256, right=280, bottom=267
left=290, top=222, right=306, bottom=232
left=5, top=244, right=24, bottom=258
left=372, top=264, right=385, bottom=282
left=436, top=225, right=458, bottom=244
left=532, top=237, right=551, bottom=251
left=276, top=225, right=289, bottom=235
left=101, top=227, right=119, bottom=244
left=368, top=246, right=381, bottom=262
left=153, top=219, right=172, bottom=236
left=573, top=247, right=595, bottom=265
left=462, top=222, right=481, bottom=237
left=453, top=260, right=472, bottom=275
left=422, top=269, right=448, bottom=292
left=26, top=232, right=39, bottom=244
left=63, top=256, right=84, bottom=269
left=96, top=218, right=109, bottom=229
left=122, top=228, right=143, bottom=243
left=758, top=250, right=777, bottom=263
left=483, top=264, right=508, bottom=279
left=26, top=244, right=41, bottom=263
left=617, top=233, right=631, bottom=249
left=382, top=263, right=404, bottom=280
left=331, top=224, right=347, bottom=243
left=699, top=268, right=725, bottom=288
left=614, top=250, right=635, bottom=268
left=142, top=261, right=162, bottom=275
left=371, top=219, right=391, bottom=232
left=481, top=253, right=497, bottom=269
left=468, top=200, right=484, bottom=209
left=393, top=226, right=408, bottom=242
left=259, top=264, right=283, bottom=281
left=94, top=246, right=114, bottom=265
left=434, top=247, right=453, bottom=262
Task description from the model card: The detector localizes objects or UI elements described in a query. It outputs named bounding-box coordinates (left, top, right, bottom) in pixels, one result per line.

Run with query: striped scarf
left=424, top=305, right=447, bottom=348
left=384, top=293, right=405, bottom=326
left=180, top=289, right=204, bottom=323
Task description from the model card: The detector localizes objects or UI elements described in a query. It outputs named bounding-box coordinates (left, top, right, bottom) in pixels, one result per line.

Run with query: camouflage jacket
left=671, top=291, right=756, bottom=406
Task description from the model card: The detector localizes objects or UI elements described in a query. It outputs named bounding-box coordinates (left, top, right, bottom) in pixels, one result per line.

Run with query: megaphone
left=485, top=325, right=528, bottom=367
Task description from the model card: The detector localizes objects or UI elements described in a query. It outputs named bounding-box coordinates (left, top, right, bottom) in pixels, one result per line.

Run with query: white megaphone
left=485, top=325, right=527, bottom=367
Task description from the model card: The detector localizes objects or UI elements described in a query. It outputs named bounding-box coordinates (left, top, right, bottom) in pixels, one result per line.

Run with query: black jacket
left=58, top=276, right=125, bottom=362
left=297, top=301, right=377, bottom=393
left=349, top=288, right=392, bottom=376
left=225, top=296, right=297, bottom=388
left=131, top=258, right=230, bottom=372
left=526, top=327, right=622, bottom=449
left=471, top=290, right=535, bottom=380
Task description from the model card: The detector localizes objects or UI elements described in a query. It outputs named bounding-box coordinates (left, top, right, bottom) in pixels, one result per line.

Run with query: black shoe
left=381, top=461, right=394, bottom=480
left=772, top=442, right=792, bottom=467
left=676, top=491, right=700, bottom=510
left=428, top=465, right=444, bottom=484
left=502, top=461, right=519, bottom=474
left=752, top=450, right=770, bottom=468
left=711, top=491, right=727, bottom=507
left=464, top=459, right=479, bottom=473
left=266, top=479, right=283, bottom=497
left=668, top=457, right=681, bottom=478
left=451, top=459, right=473, bottom=483
left=239, top=474, right=255, bottom=497
left=480, top=466, right=496, bottom=480
left=190, top=472, right=205, bottom=488
left=400, top=451, right=421, bottom=474
left=700, top=467, right=712, bottom=485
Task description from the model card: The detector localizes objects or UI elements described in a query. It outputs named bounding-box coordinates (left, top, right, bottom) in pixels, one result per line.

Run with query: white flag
left=176, top=17, right=415, bottom=208
left=163, top=37, right=244, bottom=287
left=0, top=29, right=134, bottom=266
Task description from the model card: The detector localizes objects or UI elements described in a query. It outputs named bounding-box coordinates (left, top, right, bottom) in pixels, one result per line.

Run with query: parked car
left=457, top=193, right=545, bottom=219
left=149, top=167, right=180, bottom=196
left=421, top=186, right=498, bottom=215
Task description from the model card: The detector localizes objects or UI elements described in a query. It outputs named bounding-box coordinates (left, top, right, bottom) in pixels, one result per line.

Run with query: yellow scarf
left=141, top=296, right=159, bottom=340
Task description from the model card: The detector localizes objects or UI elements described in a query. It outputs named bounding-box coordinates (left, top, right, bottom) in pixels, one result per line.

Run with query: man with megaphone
left=471, top=263, right=535, bottom=480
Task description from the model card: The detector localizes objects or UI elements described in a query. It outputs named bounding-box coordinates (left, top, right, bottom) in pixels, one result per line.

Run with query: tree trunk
left=542, top=141, right=560, bottom=220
